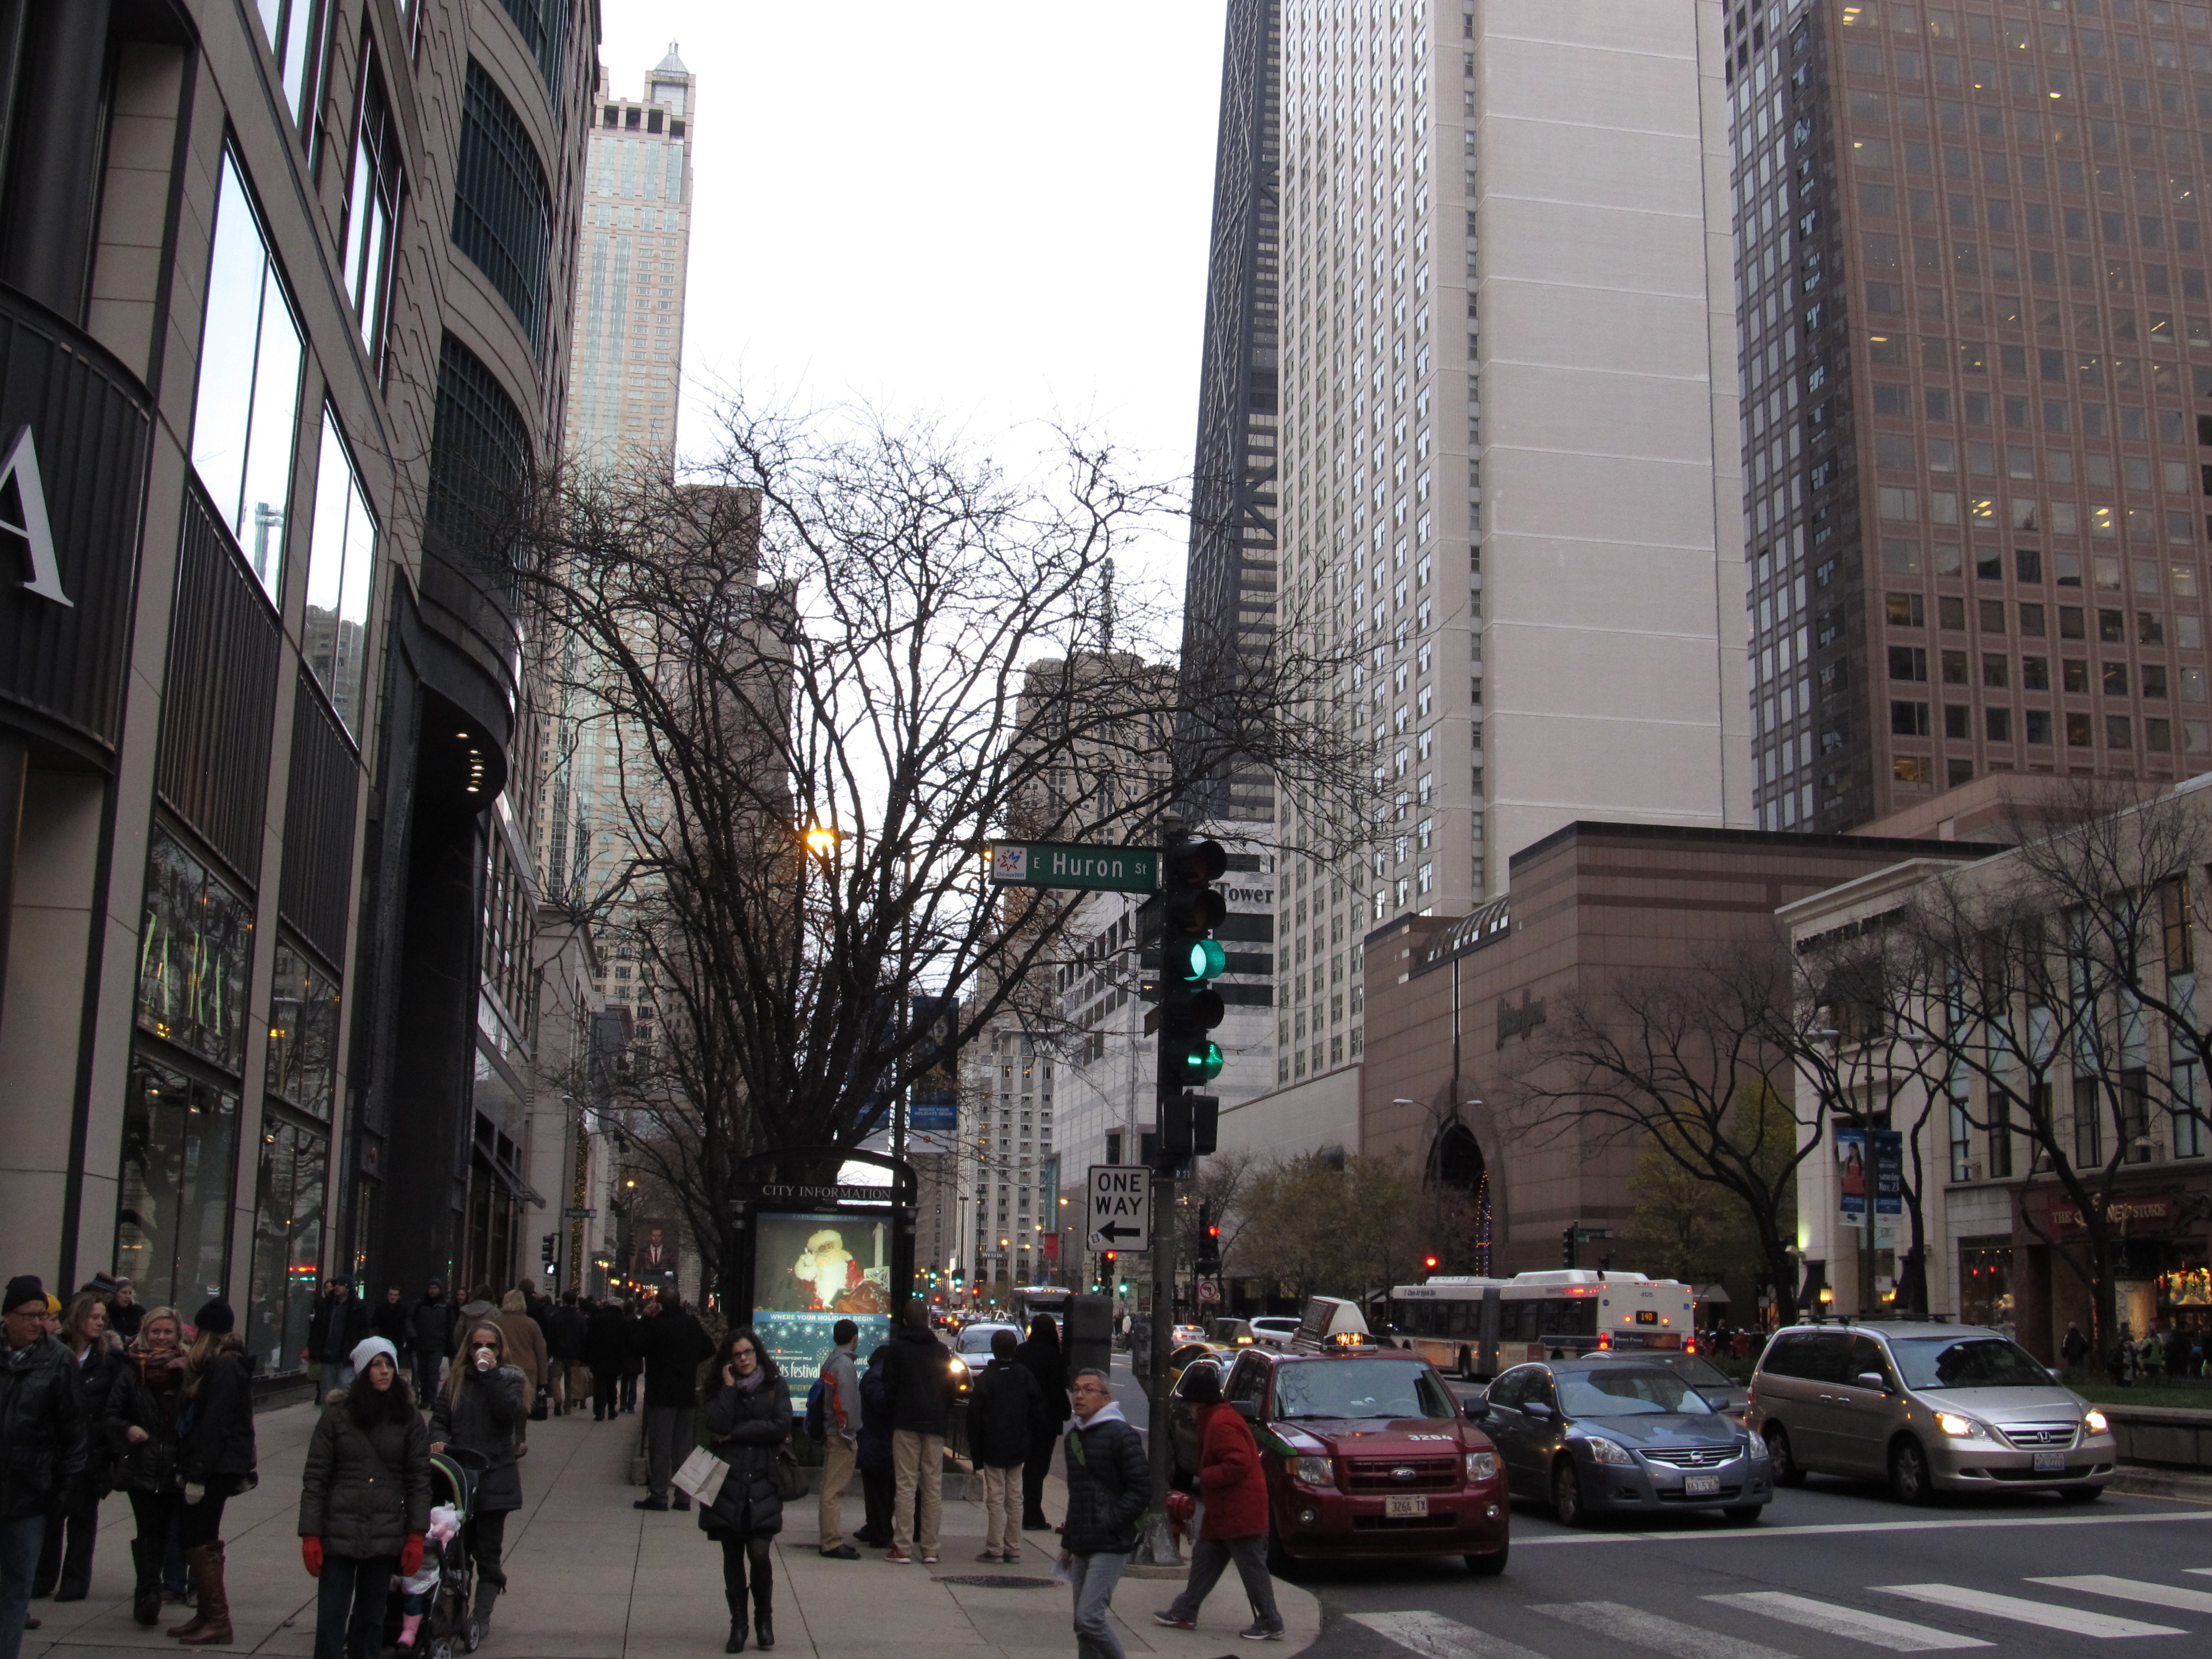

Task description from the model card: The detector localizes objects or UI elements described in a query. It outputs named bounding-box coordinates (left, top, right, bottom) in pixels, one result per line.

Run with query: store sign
left=0, top=427, right=68, bottom=605
left=1838, top=1127, right=1869, bottom=1229
left=2038, top=1191, right=2184, bottom=1234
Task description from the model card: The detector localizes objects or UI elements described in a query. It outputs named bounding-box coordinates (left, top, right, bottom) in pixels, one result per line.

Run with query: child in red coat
left=1152, top=1364, right=1284, bottom=1639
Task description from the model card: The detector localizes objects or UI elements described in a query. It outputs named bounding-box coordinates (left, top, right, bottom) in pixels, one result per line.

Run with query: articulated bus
left=1389, top=1270, right=1697, bottom=1378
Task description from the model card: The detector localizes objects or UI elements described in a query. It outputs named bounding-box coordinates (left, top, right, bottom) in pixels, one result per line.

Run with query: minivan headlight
left=2083, top=1408, right=2110, bottom=1434
left=1934, top=1411, right=1989, bottom=1439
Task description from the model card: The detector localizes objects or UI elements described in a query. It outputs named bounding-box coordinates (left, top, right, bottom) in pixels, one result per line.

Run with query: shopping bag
left=673, top=1444, right=729, bottom=1507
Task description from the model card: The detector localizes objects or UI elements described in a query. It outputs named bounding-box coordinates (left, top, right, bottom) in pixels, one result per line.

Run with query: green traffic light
left=1182, top=938, right=1227, bottom=982
left=1180, top=1041, right=1224, bottom=1082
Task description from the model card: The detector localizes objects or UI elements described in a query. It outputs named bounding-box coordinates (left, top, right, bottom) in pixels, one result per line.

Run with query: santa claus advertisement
left=751, top=1213, right=892, bottom=1373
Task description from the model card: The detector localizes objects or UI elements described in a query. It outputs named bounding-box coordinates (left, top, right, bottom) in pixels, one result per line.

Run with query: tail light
left=1597, top=1331, right=1611, bottom=1350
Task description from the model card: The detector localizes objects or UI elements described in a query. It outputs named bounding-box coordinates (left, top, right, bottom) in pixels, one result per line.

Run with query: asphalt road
left=1299, top=1478, right=2212, bottom=1659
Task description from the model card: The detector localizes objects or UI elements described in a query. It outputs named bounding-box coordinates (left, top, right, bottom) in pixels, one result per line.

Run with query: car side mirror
left=1463, top=1399, right=1490, bottom=1421
left=1229, top=1400, right=1259, bottom=1422
left=2049, top=1368, right=2063, bottom=1383
left=1855, top=1371, right=1890, bottom=1392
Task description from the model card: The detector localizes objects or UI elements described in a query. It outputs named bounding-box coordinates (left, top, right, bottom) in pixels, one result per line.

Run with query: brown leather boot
left=166, top=1547, right=212, bottom=1639
left=176, top=1541, right=232, bottom=1644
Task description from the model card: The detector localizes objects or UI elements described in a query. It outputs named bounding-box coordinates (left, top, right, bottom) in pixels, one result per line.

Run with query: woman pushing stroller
left=430, top=1318, right=525, bottom=1647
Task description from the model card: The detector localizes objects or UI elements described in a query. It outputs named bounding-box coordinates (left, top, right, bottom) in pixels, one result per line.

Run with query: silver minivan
left=1749, top=1321, right=2117, bottom=1504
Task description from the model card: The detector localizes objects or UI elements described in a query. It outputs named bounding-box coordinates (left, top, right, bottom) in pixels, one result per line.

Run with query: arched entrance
left=1426, top=1120, right=1494, bottom=1278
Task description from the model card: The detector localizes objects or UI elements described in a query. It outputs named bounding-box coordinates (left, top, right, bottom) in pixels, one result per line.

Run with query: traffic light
left=1161, top=1093, right=1220, bottom=1161
left=540, top=1234, right=557, bottom=1276
left=1423, top=1254, right=1441, bottom=1274
left=1156, top=838, right=1228, bottom=1099
left=1562, top=1226, right=1577, bottom=1269
left=1196, top=1206, right=1222, bottom=1278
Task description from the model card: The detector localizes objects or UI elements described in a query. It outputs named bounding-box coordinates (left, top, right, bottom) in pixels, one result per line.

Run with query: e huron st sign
left=988, top=841, right=1158, bottom=894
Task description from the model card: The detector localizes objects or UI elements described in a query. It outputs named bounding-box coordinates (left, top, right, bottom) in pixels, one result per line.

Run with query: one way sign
left=1087, top=1165, right=1150, bottom=1251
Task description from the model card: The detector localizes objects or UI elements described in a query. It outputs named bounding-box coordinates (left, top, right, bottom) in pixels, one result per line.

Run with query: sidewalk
left=24, top=1401, right=1321, bottom=1659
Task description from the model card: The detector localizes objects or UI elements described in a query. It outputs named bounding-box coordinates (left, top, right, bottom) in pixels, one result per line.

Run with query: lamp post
left=1811, top=1027, right=1841, bottom=1323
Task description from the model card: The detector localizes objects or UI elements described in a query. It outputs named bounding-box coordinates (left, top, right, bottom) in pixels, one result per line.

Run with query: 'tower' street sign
left=1087, top=1165, right=1150, bottom=1250
left=989, top=842, right=1159, bottom=894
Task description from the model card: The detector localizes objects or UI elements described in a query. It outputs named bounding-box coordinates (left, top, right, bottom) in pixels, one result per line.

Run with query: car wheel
left=1721, top=1504, right=1764, bottom=1526
left=1763, top=1423, right=1806, bottom=1488
left=1888, top=1436, right=1934, bottom=1506
left=1551, top=1457, right=1590, bottom=1527
left=1465, top=1542, right=1508, bottom=1577
left=2059, top=1483, right=2103, bottom=1504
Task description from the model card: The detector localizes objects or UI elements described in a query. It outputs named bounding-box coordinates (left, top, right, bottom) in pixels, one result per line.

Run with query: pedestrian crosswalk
left=1349, top=1567, right=2212, bottom=1659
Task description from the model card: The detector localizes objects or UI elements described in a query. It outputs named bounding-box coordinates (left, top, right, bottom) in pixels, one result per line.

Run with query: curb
left=2107, top=1465, right=2212, bottom=1503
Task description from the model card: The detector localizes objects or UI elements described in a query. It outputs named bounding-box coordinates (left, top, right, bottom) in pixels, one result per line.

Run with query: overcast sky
left=596, top=2, right=1230, bottom=593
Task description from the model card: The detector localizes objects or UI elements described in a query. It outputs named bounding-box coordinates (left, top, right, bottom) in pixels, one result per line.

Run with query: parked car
left=1168, top=1345, right=1509, bottom=1576
left=1749, top=1321, right=2115, bottom=1504
left=1480, top=1356, right=1772, bottom=1527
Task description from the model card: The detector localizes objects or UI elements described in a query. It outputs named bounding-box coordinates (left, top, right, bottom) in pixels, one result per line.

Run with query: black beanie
left=193, top=1299, right=235, bottom=1335
left=4, top=1275, right=44, bottom=1314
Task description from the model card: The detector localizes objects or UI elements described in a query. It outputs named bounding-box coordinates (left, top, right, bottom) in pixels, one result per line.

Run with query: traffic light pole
left=1139, top=1161, right=1179, bottom=1565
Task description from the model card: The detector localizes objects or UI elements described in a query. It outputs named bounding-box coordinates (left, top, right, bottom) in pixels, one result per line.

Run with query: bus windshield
left=1270, top=1360, right=1459, bottom=1421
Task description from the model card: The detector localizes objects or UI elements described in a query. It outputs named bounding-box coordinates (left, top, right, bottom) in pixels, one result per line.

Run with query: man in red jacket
left=1152, top=1365, right=1284, bottom=1640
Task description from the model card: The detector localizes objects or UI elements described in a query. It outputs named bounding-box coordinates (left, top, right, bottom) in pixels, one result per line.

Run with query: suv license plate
left=2033, top=1451, right=2066, bottom=1473
left=1683, top=1474, right=1721, bottom=1496
left=1384, top=1495, right=1428, bottom=1517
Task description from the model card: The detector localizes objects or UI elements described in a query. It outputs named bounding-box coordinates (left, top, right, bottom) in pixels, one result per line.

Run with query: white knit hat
left=350, top=1335, right=400, bottom=1376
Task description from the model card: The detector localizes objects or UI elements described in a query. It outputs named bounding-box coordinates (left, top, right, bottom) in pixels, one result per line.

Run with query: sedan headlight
left=1933, top=1411, right=1989, bottom=1439
left=949, top=1357, right=968, bottom=1374
left=2083, top=1409, right=2110, bottom=1434
left=1289, top=1455, right=1334, bottom=1486
left=1464, top=1451, right=1498, bottom=1481
left=1578, top=1434, right=1637, bottom=1467
left=1745, top=1432, right=1771, bottom=1462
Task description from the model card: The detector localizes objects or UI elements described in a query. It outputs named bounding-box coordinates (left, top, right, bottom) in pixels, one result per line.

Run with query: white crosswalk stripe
left=1532, top=1600, right=1797, bottom=1659
left=1348, top=1609, right=1549, bottom=1659
left=1703, top=1592, right=1991, bottom=1651
left=2028, top=1575, right=2212, bottom=1616
left=1874, top=1583, right=2188, bottom=1639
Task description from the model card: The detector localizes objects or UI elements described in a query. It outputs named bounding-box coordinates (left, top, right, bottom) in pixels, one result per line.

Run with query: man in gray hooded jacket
left=1058, top=1369, right=1147, bottom=1659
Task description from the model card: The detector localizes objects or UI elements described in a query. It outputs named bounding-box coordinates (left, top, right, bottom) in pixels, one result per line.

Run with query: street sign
left=1087, top=1164, right=1151, bottom=1249
left=1196, top=1276, right=1221, bottom=1305
left=989, top=842, right=1159, bottom=894
left=563, top=1207, right=597, bottom=1219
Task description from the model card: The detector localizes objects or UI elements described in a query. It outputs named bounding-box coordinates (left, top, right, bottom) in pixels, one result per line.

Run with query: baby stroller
left=390, top=1447, right=487, bottom=1658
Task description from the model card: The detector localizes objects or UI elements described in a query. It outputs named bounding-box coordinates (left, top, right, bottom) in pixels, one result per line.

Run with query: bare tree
left=517, top=400, right=1361, bottom=1299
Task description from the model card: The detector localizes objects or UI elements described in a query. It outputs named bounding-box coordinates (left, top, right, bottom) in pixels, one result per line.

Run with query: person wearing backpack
left=810, top=1320, right=863, bottom=1560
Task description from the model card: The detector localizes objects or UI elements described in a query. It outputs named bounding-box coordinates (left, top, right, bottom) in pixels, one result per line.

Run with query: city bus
left=1388, top=1270, right=1697, bottom=1378
left=1010, top=1284, right=1072, bottom=1332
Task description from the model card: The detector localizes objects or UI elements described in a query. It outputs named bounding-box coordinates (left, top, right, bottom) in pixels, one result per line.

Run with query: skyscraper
left=1238, top=0, right=1751, bottom=1142
left=564, top=47, right=695, bottom=471
left=1738, top=0, right=2212, bottom=830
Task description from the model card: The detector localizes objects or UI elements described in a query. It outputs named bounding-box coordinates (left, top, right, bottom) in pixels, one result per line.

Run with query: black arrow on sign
left=1094, top=1222, right=1145, bottom=1244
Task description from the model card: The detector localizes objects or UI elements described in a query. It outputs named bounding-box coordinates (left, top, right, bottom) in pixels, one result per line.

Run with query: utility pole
left=1141, top=1160, right=1177, bottom=1564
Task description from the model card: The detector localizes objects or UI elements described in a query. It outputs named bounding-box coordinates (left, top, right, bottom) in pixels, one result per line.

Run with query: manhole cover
left=935, top=1574, right=1061, bottom=1589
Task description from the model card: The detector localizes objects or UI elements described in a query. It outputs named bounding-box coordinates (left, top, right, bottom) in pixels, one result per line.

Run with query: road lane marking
left=1872, top=1584, right=2186, bottom=1639
left=2028, top=1575, right=2212, bottom=1616
left=1514, top=1509, right=2212, bottom=1546
left=1703, top=1592, right=1991, bottom=1651
left=1533, top=1600, right=1797, bottom=1659
left=1348, top=1609, right=1550, bottom=1659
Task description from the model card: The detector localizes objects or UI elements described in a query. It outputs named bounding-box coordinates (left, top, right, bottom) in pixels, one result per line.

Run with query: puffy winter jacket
left=698, top=1371, right=793, bottom=1541
left=430, top=1363, right=525, bottom=1514
left=1060, top=1402, right=1147, bottom=1556
left=109, top=1349, right=186, bottom=1495
left=969, top=1357, right=1044, bottom=1469
left=175, top=1346, right=256, bottom=1487
left=299, top=1391, right=432, bottom=1559
left=0, top=1334, right=88, bottom=1521
left=1193, top=1402, right=1267, bottom=1540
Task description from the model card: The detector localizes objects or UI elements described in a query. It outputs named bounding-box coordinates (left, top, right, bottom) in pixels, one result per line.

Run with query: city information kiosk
left=729, top=1147, right=917, bottom=1375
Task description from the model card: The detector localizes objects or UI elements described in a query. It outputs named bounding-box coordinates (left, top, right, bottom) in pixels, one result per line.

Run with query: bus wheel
left=1457, top=1346, right=1473, bottom=1378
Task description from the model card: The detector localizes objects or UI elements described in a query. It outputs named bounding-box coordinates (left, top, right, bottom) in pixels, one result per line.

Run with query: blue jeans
left=1068, top=1550, right=1129, bottom=1659
left=1, top=1510, right=48, bottom=1659
left=314, top=1552, right=396, bottom=1659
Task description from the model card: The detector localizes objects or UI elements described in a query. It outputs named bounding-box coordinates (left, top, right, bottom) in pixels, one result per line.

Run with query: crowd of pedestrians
left=3, top=1269, right=1291, bottom=1659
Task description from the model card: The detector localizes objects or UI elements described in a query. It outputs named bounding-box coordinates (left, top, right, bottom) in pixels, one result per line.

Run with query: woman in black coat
left=111, top=1306, right=189, bottom=1623
left=168, top=1301, right=257, bottom=1647
left=1011, top=1315, right=1071, bottom=1530
left=698, top=1329, right=792, bottom=1654
left=429, top=1318, right=525, bottom=1646
left=299, top=1338, right=431, bottom=1659
left=33, top=1291, right=131, bottom=1601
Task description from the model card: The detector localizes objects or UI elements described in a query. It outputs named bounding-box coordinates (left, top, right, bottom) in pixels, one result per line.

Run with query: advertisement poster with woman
left=750, top=1213, right=892, bottom=1371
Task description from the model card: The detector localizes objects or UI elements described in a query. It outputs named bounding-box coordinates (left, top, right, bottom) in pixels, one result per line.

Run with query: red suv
left=1170, top=1346, right=1509, bottom=1576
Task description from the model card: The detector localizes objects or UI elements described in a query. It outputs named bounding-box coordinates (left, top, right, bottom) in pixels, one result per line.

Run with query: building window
left=245, top=1119, right=326, bottom=1376
left=135, top=823, right=252, bottom=1073
left=452, top=61, right=552, bottom=351
left=1987, top=1092, right=2013, bottom=1179
left=1950, top=1082, right=1974, bottom=1182
left=2073, top=1074, right=2103, bottom=1167
left=265, top=932, right=340, bottom=1119
left=492, top=0, right=570, bottom=97
left=305, top=410, right=377, bottom=736
left=114, top=1052, right=240, bottom=1312
left=342, top=62, right=403, bottom=369
left=192, top=151, right=304, bottom=604
left=427, top=333, right=530, bottom=623
left=255, top=0, right=328, bottom=132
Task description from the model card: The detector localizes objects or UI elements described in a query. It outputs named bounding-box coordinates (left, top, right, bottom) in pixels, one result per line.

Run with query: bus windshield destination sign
left=988, top=842, right=1159, bottom=894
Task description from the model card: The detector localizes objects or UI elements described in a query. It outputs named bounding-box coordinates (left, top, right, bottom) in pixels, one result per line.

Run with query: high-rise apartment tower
left=1742, top=0, right=2212, bottom=830
left=1248, top=1, right=1751, bottom=1131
